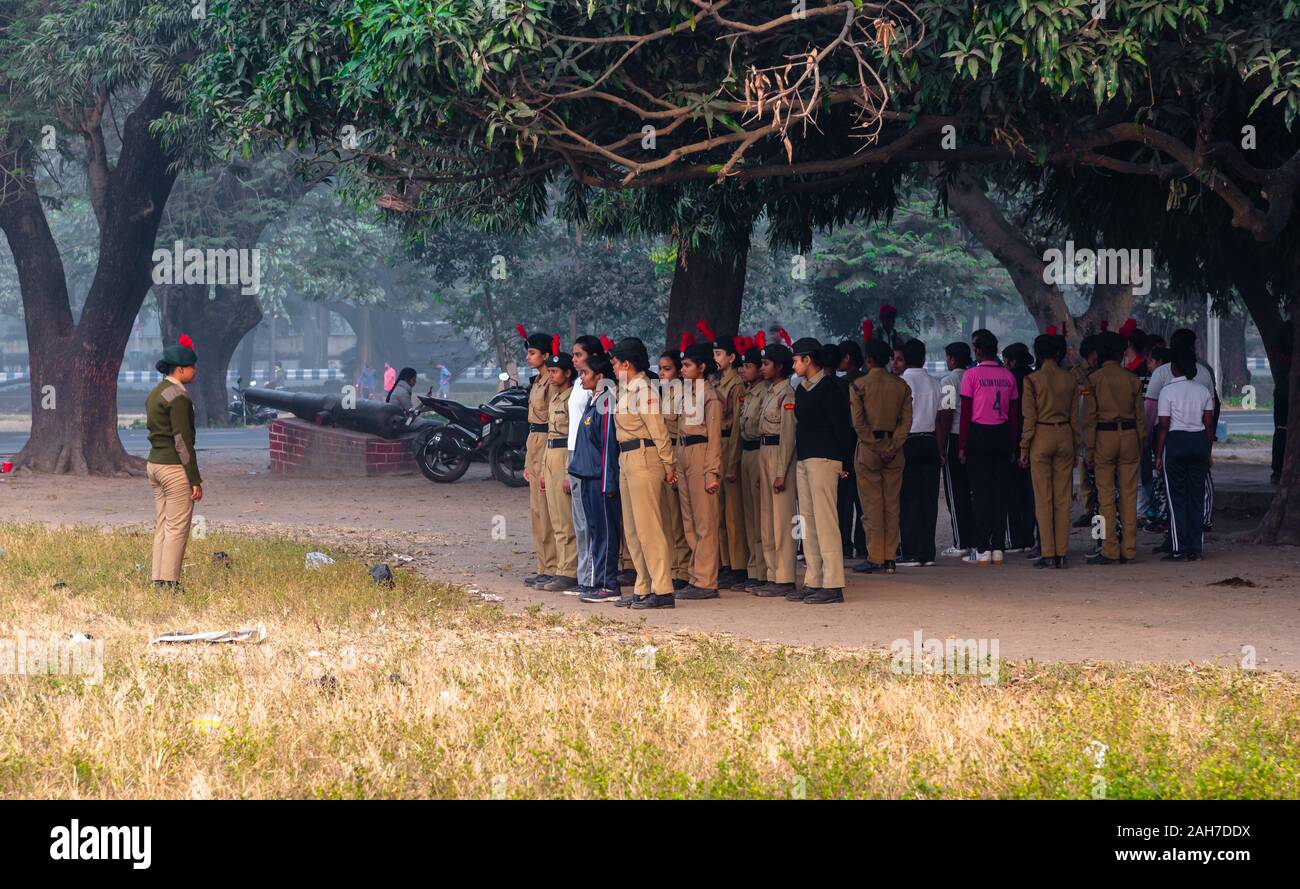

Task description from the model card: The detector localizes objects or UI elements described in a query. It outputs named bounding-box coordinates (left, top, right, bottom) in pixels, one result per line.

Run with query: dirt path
left=2, top=451, right=1297, bottom=670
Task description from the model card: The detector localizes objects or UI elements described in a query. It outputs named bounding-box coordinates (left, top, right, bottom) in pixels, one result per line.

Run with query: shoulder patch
left=783, top=402, right=794, bottom=410
left=160, top=385, right=181, bottom=404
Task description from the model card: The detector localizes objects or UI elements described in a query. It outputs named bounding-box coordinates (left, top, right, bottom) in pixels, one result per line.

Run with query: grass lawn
left=0, top=524, right=1296, bottom=799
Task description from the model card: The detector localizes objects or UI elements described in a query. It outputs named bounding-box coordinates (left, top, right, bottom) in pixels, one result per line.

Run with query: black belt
left=1096, top=420, right=1136, bottom=431
left=1039, top=420, right=1070, bottom=426
left=682, top=434, right=708, bottom=446
left=742, top=440, right=760, bottom=451
left=669, top=436, right=678, bottom=446
left=761, top=435, right=781, bottom=446
left=619, top=438, right=654, bottom=453
left=547, top=438, right=567, bottom=449
left=528, top=422, right=547, bottom=433
left=908, top=431, right=935, bottom=437
left=872, top=431, right=890, bottom=439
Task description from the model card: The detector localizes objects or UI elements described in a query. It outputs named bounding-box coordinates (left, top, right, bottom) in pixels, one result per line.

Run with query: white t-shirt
left=566, top=383, right=591, bottom=452
left=1146, top=360, right=1216, bottom=402
left=938, top=367, right=965, bottom=414
left=1158, top=377, right=1214, bottom=432
left=901, top=366, right=940, bottom=433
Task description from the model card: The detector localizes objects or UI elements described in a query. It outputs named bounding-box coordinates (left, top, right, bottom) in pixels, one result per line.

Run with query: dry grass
left=0, top=524, right=1296, bottom=799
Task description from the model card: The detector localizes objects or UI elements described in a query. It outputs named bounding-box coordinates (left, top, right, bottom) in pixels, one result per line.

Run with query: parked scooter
left=228, top=378, right=279, bottom=425
left=411, top=374, right=529, bottom=486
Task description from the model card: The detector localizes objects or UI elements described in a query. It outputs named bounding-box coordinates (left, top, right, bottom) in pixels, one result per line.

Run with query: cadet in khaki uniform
left=1020, top=332, right=1078, bottom=569
left=675, top=343, right=724, bottom=598
left=539, top=349, right=579, bottom=591
left=737, top=339, right=769, bottom=590
left=752, top=342, right=798, bottom=598
left=145, top=335, right=203, bottom=588
left=1082, top=331, right=1147, bottom=564
left=519, top=326, right=556, bottom=587
left=851, top=339, right=913, bottom=574
left=708, top=329, right=749, bottom=585
left=659, top=345, right=693, bottom=588
left=610, top=338, right=679, bottom=609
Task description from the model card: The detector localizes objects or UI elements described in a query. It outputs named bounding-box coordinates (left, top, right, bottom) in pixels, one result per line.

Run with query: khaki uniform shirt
left=1082, top=360, right=1147, bottom=463
left=850, top=367, right=912, bottom=456
left=759, top=377, right=797, bottom=478
left=1020, top=359, right=1079, bottom=458
left=679, top=381, right=723, bottom=484
left=547, top=382, right=572, bottom=443
left=615, top=372, right=674, bottom=473
left=740, top=379, right=770, bottom=442
left=716, top=367, right=744, bottom=477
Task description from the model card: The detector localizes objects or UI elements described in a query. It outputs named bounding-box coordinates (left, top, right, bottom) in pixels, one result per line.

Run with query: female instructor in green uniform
left=145, top=335, right=202, bottom=588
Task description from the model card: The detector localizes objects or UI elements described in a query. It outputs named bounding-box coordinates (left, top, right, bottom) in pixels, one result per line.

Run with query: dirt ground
left=2, top=450, right=1297, bottom=671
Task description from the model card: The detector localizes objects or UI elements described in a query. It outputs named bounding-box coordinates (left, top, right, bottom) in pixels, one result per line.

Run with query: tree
left=0, top=1, right=210, bottom=474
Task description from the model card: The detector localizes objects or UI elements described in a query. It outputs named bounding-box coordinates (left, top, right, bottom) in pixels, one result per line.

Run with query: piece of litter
left=68, top=632, right=93, bottom=642
left=317, top=674, right=339, bottom=696
left=212, top=551, right=232, bottom=566
left=369, top=564, right=395, bottom=586
left=151, top=623, right=267, bottom=645
left=392, top=554, right=415, bottom=563
left=52, top=581, right=68, bottom=591
left=192, top=714, right=222, bottom=734
left=389, top=673, right=410, bottom=687
left=307, top=650, right=323, bottom=658
left=305, top=551, right=334, bottom=569
left=479, top=593, right=505, bottom=603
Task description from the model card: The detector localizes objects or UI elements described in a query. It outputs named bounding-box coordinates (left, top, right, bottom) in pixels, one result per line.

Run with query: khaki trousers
left=855, top=443, right=904, bottom=565
left=797, top=458, right=845, bottom=589
left=677, top=440, right=720, bottom=589
left=1030, top=424, right=1075, bottom=558
left=148, top=462, right=194, bottom=582
left=1095, top=429, right=1141, bottom=560
left=662, top=482, right=692, bottom=581
left=526, top=431, right=556, bottom=574
left=619, top=447, right=674, bottom=595
left=721, top=469, right=748, bottom=571
left=740, top=448, right=766, bottom=581
left=543, top=444, right=577, bottom=577
left=758, top=444, right=796, bottom=584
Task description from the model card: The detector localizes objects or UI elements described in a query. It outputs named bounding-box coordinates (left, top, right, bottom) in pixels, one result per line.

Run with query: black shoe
left=786, top=586, right=813, bottom=602
left=804, top=587, right=845, bottom=604
left=1073, top=513, right=1094, bottom=528
left=716, top=566, right=735, bottom=586
left=853, top=560, right=881, bottom=574
left=1187, top=552, right=1201, bottom=561
left=1033, top=557, right=1052, bottom=569
left=676, top=585, right=719, bottom=600
left=1054, top=556, right=1068, bottom=569
left=613, top=593, right=636, bottom=607
left=615, top=570, right=637, bottom=586
left=672, top=578, right=689, bottom=591
left=883, top=560, right=897, bottom=574
left=753, top=582, right=795, bottom=598
left=733, top=576, right=762, bottom=591
left=523, top=574, right=548, bottom=587
left=631, top=593, right=675, bottom=609
left=1087, top=553, right=1121, bottom=565
left=728, top=570, right=748, bottom=586
left=1161, top=551, right=1186, bottom=561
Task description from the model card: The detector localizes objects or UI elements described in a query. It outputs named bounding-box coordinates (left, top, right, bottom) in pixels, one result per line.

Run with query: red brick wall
left=269, top=418, right=415, bottom=477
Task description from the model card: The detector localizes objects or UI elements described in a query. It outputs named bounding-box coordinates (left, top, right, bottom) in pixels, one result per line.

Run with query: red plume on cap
left=679, top=332, right=695, bottom=355
left=879, top=304, right=897, bottom=319
left=733, top=335, right=746, bottom=355
left=777, top=327, right=792, bottom=347
left=862, top=319, right=874, bottom=342
left=599, top=335, right=614, bottom=353
left=515, top=323, right=528, bottom=340
left=551, top=334, right=561, bottom=356
left=1099, top=319, right=1110, bottom=332
left=695, top=318, right=716, bottom=342
left=178, top=334, right=194, bottom=349
left=755, top=331, right=767, bottom=350
left=1046, top=325, right=1058, bottom=336
left=1118, top=318, right=1137, bottom=338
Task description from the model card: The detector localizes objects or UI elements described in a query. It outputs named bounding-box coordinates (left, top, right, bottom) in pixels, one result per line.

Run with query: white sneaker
left=896, top=559, right=922, bottom=568
left=922, top=561, right=936, bottom=567
left=942, top=546, right=969, bottom=558
left=963, top=550, right=991, bottom=565
left=991, top=550, right=1005, bottom=565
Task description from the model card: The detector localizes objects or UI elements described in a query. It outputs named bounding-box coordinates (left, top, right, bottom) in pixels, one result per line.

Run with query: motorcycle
left=228, top=378, right=280, bottom=426
left=411, top=374, right=530, bottom=486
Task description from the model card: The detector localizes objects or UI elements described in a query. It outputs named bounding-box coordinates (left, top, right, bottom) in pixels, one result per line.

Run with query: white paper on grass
left=151, top=622, right=267, bottom=645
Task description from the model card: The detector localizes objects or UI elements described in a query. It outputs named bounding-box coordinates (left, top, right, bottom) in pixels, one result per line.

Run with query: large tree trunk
left=157, top=283, right=263, bottom=426
left=1259, top=291, right=1300, bottom=544
left=1, top=84, right=178, bottom=475
left=664, top=234, right=751, bottom=353
left=1218, top=311, right=1250, bottom=397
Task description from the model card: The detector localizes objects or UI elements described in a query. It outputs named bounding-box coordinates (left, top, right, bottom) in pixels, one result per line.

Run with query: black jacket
left=795, top=372, right=855, bottom=464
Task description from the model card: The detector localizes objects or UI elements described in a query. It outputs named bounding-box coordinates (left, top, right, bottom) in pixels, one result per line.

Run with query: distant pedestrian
left=383, top=363, right=397, bottom=394
left=1156, top=348, right=1215, bottom=561
left=958, top=331, right=1018, bottom=566
left=437, top=363, right=451, bottom=398
left=146, top=335, right=202, bottom=590
left=897, top=338, right=941, bottom=567
left=385, top=367, right=417, bottom=410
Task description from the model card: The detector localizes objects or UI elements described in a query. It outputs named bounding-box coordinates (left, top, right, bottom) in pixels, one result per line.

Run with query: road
left=0, top=410, right=1277, bottom=458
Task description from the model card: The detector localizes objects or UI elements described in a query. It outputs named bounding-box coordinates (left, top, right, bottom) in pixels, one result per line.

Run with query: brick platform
left=269, top=418, right=416, bottom=477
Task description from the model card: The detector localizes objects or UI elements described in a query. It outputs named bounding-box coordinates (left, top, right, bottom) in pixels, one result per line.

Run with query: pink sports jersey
left=960, top=360, right=1018, bottom=424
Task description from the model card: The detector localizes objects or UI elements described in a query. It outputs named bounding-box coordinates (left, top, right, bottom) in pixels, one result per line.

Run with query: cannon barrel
left=242, top=387, right=410, bottom=439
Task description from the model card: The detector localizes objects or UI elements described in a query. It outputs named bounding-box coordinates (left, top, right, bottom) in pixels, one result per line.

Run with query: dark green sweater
left=145, top=378, right=202, bottom=485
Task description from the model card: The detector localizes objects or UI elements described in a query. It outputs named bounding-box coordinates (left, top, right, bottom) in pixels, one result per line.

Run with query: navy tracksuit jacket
left=568, top=387, right=622, bottom=590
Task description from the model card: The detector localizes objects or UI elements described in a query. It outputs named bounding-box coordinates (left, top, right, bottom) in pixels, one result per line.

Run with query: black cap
left=761, top=343, right=793, bottom=365
left=711, top=335, right=739, bottom=357
left=526, top=332, right=554, bottom=353
left=741, top=346, right=762, bottom=367
left=610, top=338, right=648, bottom=366
left=546, top=352, right=574, bottom=371
left=790, top=337, right=822, bottom=357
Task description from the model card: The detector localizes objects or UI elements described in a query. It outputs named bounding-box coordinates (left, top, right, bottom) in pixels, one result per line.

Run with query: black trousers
left=966, top=422, right=1013, bottom=553
left=943, top=435, right=976, bottom=550
left=1163, top=430, right=1210, bottom=556
left=837, top=467, right=867, bottom=557
left=580, top=476, right=623, bottom=590
left=900, top=433, right=940, bottom=562
left=1005, top=461, right=1037, bottom=549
